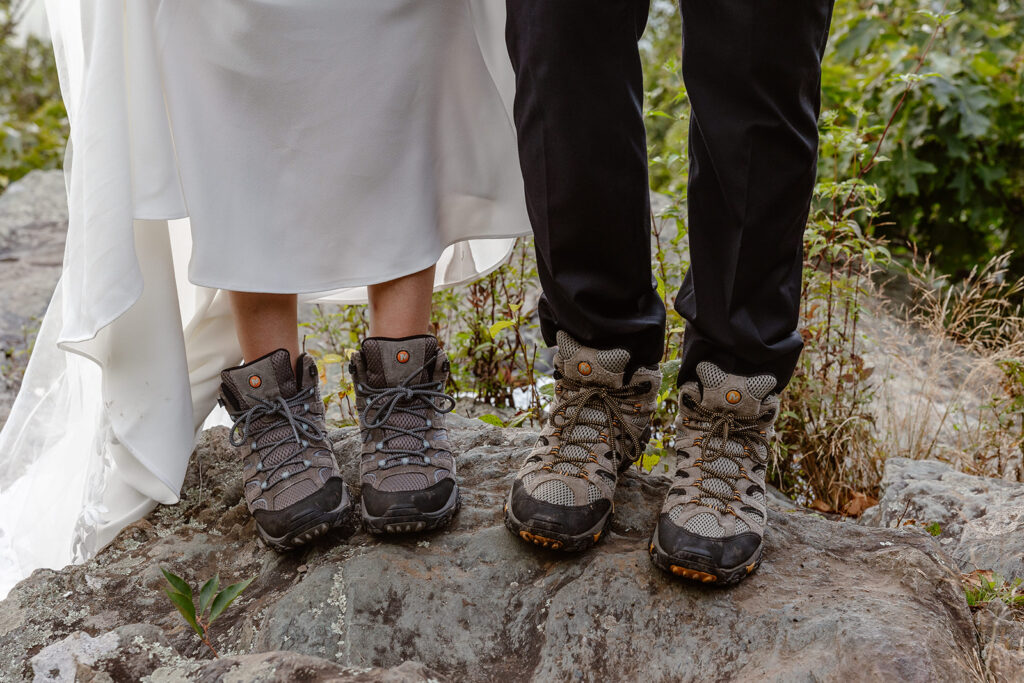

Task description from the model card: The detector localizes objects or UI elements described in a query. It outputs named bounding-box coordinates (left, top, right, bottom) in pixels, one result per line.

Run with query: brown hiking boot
left=219, top=349, right=356, bottom=551
left=649, top=361, right=778, bottom=585
left=504, top=331, right=661, bottom=552
left=349, top=335, right=460, bottom=534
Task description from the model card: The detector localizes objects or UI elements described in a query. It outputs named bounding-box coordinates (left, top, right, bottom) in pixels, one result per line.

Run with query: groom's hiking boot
left=650, top=362, right=778, bottom=585
left=219, top=350, right=356, bottom=551
left=349, top=335, right=460, bottom=534
left=505, top=331, right=661, bottom=552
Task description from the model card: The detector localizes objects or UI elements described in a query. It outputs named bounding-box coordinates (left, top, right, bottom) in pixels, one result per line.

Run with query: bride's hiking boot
left=650, top=362, right=778, bottom=585
left=219, top=349, right=356, bottom=551
left=349, top=335, right=460, bottom=534
left=505, top=331, right=660, bottom=552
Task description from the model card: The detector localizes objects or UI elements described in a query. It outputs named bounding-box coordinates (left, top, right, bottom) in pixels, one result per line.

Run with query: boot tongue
left=360, top=336, right=439, bottom=387
left=695, top=361, right=776, bottom=415
left=222, top=349, right=300, bottom=408
left=555, top=330, right=630, bottom=388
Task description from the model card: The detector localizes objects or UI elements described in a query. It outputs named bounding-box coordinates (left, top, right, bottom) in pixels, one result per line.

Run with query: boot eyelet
left=302, top=439, right=309, bottom=447
left=376, top=442, right=384, bottom=450
left=424, top=456, right=431, bottom=464
left=401, top=457, right=410, bottom=465
left=303, top=460, right=311, bottom=467
left=256, top=463, right=263, bottom=471
left=378, top=459, right=386, bottom=467
left=260, top=482, right=268, bottom=490
left=281, top=471, right=290, bottom=479
left=422, top=439, right=430, bottom=448
left=426, top=419, right=432, bottom=428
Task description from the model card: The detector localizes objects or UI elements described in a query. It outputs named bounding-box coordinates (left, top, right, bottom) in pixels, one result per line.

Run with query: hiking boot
left=349, top=335, right=460, bottom=534
left=649, top=361, right=778, bottom=585
left=219, top=349, right=356, bottom=551
left=504, top=331, right=660, bottom=552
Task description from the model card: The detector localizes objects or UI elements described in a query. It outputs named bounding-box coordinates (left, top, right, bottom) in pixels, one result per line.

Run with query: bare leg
left=368, top=265, right=436, bottom=337
left=228, top=291, right=300, bottom=361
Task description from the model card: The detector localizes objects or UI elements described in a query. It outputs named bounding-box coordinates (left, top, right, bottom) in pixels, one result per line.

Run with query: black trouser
left=505, top=0, right=835, bottom=390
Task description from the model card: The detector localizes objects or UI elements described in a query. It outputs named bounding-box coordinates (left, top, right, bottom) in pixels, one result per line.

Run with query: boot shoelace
left=228, top=385, right=326, bottom=490
left=545, top=375, right=651, bottom=479
left=680, top=396, right=772, bottom=515
left=358, top=361, right=456, bottom=469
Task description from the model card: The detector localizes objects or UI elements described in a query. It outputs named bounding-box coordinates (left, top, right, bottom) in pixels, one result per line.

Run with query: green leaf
left=164, top=589, right=202, bottom=636
left=208, top=577, right=255, bottom=623
left=506, top=412, right=530, bottom=428
left=199, top=575, right=220, bottom=617
left=659, top=359, right=681, bottom=395
left=488, top=320, right=515, bottom=338
left=477, top=414, right=505, bottom=427
left=161, top=568, right=193, bottom=601
left=890, top=149, right=936, bottom=196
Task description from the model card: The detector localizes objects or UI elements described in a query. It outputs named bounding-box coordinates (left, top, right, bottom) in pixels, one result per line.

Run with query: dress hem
left=185, top=231, right=531, bottom=296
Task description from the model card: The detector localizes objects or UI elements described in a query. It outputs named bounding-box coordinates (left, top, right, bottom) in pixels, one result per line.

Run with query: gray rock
left=862, top=457, right=1024, bottom=580
left=188, top=654, right=445, bottom=682
left=0, top=424, right=990, bottom=681
left=30, top=623, right=179, bottom=682
left=0, top=170, right=69, bottom=426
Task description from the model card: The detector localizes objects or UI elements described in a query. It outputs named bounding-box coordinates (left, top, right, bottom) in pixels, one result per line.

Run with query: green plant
left=0, top=0, right=68, bottom=191
left=476, top=413, right=531, bottom=429
left=437, top=239, right=544, bottom=424
left=300, top=304, right=368, bottom=424
left=824, top=0, right=1024, bottom=279
left=161, top=568, right=255, bottom=657
left=771, top=103, right=898, bottom=511
left=961, top=570, right=1024, bottom=610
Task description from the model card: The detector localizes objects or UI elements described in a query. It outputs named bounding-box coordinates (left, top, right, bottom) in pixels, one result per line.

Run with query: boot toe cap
left=656, top=513, right=761, bottom=569
left=253, top=477, right=350, bottom=538
left=509, top=479, right=610, bottom=536
left=361, top=477, right=456, bottom=517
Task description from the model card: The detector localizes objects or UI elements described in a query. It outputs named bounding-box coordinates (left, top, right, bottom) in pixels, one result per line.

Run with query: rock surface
left=0, top=418, right=997, bottom=682
left=975, top=603, right=1024, bottom=683
left=0, top=170, right=68, bottom=424
left=862, top=457, right=1024, bottom=581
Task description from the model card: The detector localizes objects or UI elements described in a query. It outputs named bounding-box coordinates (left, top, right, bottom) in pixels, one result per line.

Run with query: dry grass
left=864, top=253, right=1024, bottom=483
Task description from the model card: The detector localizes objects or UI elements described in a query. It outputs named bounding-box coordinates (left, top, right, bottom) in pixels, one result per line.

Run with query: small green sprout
left=961, top=570, right=1024, bottom=609
left=161, top=568, right=255, bottom=657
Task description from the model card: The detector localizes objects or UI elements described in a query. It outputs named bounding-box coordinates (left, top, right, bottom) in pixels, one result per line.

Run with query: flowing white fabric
left=0, top=0, right=528, bottom=598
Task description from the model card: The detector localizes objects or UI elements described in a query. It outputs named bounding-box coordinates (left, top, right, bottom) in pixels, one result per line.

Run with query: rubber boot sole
left=361, top=482, right=461, bottom=535
left=256, top=484, right=359, bottom=552
left=648, top=529, right=762, bottom=586
left=503, top=490, right=612, bottom=553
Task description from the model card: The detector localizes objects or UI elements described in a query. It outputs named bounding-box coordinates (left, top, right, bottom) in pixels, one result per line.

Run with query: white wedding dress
left=0, top=0, right=528, bottom=598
